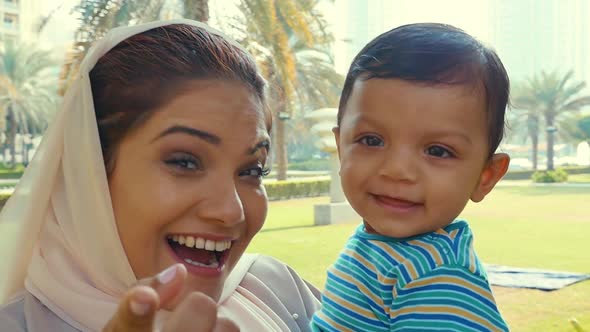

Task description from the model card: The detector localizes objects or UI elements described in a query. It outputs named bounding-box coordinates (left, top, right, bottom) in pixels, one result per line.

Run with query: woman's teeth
left=168, top=235, right=231, bottom=252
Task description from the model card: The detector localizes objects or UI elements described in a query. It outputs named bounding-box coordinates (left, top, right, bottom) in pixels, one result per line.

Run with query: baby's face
left=335, top=78, right=492, bottom=238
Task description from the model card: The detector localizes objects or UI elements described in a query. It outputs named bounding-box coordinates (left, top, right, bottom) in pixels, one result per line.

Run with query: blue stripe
left=393, top=312, right=501, bottom=331
left=311, top=221, right=507, bottom=331
left=411, top=242, right=437, bottom=268
left=395, top=278, right=498, bottom=309
left=324, top=277, right=383, bottom=312
left=322, top=296, right=384, bottom=326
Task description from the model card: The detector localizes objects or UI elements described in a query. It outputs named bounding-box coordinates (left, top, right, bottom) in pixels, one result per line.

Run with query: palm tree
left=513, top=70, right=590, bottom=170
left=561, top=114, right=590, bottom=164
left=60, top=0, right=212, bottom=95
left=235, top=0, right=342, bottom=180
left=574, top=115, right=590, bottom=147
left=59, top=0, right=166, bottom=94
left=507, top=109, right=541, bottom=170
left=510, top=85, right=542, bottom=170
left=183, top=0, right=209, bottom=22
left=0, top=43, right=58, bottom=168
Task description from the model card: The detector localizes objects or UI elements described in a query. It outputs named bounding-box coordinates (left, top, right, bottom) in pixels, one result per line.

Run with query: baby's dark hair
left=338, top=23, right=509, bottom=157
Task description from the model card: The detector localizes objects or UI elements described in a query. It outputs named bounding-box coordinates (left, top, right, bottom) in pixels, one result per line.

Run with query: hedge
left=288, top=159, right=330, bottom=171
left=503, top=166, right=590, bottom=180
left=0, top=180, right=331, bottom=209
left=531, top=168, right=568, bottom=183
left=0, top=164, right=25, bottom=179
left=264, top=178, right=330, bottom=201
left=0, top=193, right=10, bottom=210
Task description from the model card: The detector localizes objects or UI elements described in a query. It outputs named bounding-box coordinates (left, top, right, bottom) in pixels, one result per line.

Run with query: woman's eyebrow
left=249, top=140, right=270, bottom=155
left=152, top=125, right=221, bottom=145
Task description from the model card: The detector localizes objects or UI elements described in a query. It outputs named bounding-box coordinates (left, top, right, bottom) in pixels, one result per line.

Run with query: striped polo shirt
left=311, top=220, right=508, bottom=331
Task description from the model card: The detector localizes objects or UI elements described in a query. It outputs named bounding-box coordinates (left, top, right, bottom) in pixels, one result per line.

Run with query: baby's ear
left=332, top=126, right=341, bottom=159
left=471, top=153, right=510, bottom=202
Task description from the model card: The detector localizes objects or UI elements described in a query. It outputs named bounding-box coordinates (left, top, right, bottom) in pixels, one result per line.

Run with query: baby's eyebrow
left=428, top=131, right=473, bottom=145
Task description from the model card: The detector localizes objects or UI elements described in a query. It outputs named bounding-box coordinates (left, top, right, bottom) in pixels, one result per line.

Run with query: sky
left=378, top=0, right=491, bottom=42
left=38, top=0, right=492, bottom=47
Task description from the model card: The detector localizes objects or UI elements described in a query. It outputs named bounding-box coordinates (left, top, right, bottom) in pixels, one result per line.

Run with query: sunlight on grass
left=250, top=185, right=590, bottom=332
left=568, top=173, right=590, bottom=183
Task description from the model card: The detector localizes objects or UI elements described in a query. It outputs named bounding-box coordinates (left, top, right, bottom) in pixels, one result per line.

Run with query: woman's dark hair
left=90, top=24, right=269, bottom=173
left=338, top=23, right=510, bottom=157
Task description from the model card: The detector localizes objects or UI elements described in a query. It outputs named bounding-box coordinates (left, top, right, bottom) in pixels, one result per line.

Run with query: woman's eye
left=165, top=153, right=201, bottom=170
left=425, top=145, right=454, bottom=158
left=240, top=166, right=270, bottom=179
left=358, top=135, right=384, bottom=147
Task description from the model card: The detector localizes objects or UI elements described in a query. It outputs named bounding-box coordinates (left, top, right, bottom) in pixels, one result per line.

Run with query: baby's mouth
left=167, top=235, right=232, bottom=269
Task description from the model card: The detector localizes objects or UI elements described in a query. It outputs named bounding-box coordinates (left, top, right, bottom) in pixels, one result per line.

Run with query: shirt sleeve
left=390, top=265, right=509, bottom=332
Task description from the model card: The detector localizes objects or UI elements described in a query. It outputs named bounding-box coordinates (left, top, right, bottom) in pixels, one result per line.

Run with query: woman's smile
left=166, top=233, right=235, bottom=277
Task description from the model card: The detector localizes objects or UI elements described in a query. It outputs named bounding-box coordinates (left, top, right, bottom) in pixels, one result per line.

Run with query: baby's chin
left=365, top=220, right=437, bottom=239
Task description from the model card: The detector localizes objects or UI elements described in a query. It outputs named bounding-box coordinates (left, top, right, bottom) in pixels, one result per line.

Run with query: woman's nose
left=199, top=180, right=245, bottom=226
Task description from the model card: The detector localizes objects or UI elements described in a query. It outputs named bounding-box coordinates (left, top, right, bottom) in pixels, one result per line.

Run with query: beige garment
left=0, top=19, right=297, bottom=331
left=0, top=255, right=322, bottom=332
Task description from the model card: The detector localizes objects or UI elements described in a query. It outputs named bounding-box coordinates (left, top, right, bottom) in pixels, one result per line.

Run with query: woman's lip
left=165, top=239, right=233, bottom=278
left=166, top=232, right=236, bottom=242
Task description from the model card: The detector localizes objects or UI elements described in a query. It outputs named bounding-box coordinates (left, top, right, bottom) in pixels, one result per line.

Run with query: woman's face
left=108, top=80, right=270, bottom=304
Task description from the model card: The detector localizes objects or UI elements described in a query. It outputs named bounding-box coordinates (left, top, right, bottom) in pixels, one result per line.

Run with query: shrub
left=531, top=168, right=568, bottom=183
left=264, top=179, right=330, bottom=201
left=0, top=193, right=11, bottom=210
left=288, top=159, right=331, bottom=171
left=0, top=164, right=25, bottom=179
left=0, top=179, right=332, bottom=209
left=504, top=166, right=590, bottom=180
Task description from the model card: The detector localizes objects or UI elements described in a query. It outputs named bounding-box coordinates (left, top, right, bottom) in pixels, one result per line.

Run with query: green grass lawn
left=0, top=185, right=588, bottom=331
left=568, top=173, right=590, bottom=183
left=250, top=185, right=590, bottom=332
left=500, top=172, right=590, bottom=185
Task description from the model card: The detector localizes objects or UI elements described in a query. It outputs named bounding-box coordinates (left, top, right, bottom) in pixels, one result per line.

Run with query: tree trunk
left=22, top=136, right=29, bottom=166
left=531, top=133, right=538, bottom=170
left=183, top=0, right=209, bottom=23
left=546, top=115, right=555, bottom=171
left=275, top=115, right=288, bottom=181
left=5, top=107, right=16, bottom=169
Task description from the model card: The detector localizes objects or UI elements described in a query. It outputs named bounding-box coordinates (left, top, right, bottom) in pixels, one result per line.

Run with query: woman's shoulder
left=0, top=294, right=27, bottom=331
left=0, top=292, right=79, bottom=332
left=246, top=254, right=321, bottom=331
left=249, top=254, right=321, bottom=297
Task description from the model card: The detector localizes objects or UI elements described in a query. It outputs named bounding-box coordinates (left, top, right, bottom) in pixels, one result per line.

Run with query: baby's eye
left=425, top=145, right=454, bottom=158
left=358, top=135, right=384, bottom=147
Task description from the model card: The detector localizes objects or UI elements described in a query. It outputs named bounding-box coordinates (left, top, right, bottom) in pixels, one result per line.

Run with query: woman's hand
left=103, top=264, right=238, bottom=332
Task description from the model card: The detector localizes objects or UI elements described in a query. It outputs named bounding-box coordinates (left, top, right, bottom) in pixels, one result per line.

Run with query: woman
left=0, top=20, right=320, bottom=331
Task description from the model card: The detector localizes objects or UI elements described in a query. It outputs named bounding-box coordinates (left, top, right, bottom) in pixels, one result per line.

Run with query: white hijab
left=0, top=19, right=287, bottom=332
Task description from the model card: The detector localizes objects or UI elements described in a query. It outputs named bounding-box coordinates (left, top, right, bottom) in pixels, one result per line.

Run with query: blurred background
left=0, top=1, right=588, bottom=331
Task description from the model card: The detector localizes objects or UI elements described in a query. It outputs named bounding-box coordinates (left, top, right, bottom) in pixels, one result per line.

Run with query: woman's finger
left=138, top=263, right=188, bottom=308
left=214, top=316, right=240, bottom=332
left=102, top=285, right=159, bottom=332
left=103, top=264, right=187, bottom=331
left=163, top=292, right=218, bottom=332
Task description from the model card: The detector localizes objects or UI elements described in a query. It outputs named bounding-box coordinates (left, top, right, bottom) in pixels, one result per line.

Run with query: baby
left=311, top=23, right=510, bottom=331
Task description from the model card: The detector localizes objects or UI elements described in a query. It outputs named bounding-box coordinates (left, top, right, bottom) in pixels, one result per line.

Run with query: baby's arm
left=390, top=265, right=509, bottom=332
